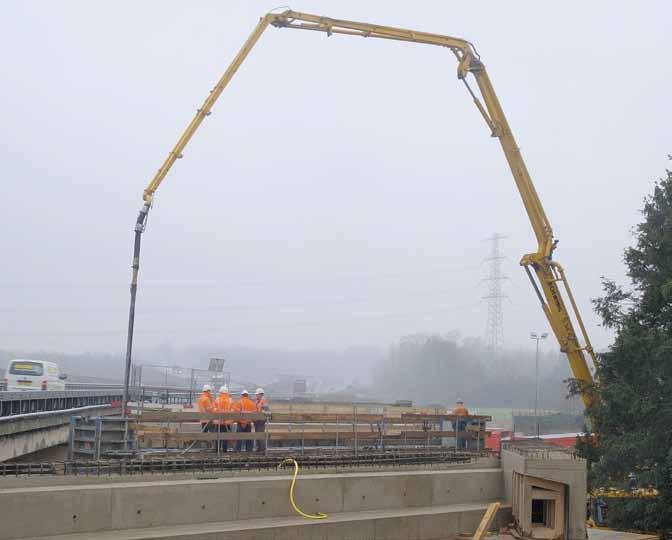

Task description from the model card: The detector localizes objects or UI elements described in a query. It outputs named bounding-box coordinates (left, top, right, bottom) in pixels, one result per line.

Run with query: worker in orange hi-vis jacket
left=254, top=388, right=270, bottom=453
left=213, top=385, right=233, bottom=452
left=452, top=398, right=469, bottom=417
left=452, top=398, right=469, bottom=449
left=233, top=390, right=256, bottom=452
left=196, top=384, right=215, bottom=449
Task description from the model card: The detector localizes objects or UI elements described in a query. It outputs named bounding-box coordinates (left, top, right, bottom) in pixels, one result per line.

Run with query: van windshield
left=9, top=361, right=44, bottom=376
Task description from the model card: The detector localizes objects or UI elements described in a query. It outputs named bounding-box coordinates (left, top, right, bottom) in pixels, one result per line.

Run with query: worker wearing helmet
left=452, top=398, right=469, bottom=449
left=196, top=385, right=215, bottom=448
left=453, top=398, right=469, bottom=417
left=254, top=388, right=269, bottom=453
left=233, top=390, right=256, bottom=452
left=213, top=385, right=233, bottom=452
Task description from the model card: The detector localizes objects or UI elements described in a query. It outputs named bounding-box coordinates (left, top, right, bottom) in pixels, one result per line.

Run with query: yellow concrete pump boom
left=122, top=11, right=597, bottom=409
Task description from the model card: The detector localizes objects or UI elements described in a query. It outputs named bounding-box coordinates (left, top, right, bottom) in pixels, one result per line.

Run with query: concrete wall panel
left=0, top=486, right=113, bottom=540
left=402, top=474, right=434, bottom=508
left=432, top=469, right=501, bottom=505
left=342, top=475, right=406, bottom=512
left=237, top=478, right=293, bottom=519
left=110, top=481, right=239, bottom=529
left=291, top=476, right=345, bottom=518
left=324, top=520, right=376, bottom=540
left=417, top=511, right=461, bottom=539
left=374, top=515, right=420, bottom=540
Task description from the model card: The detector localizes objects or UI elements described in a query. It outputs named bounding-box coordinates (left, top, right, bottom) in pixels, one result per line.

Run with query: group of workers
left=195, top=389, right=469, bottom=453
left=196, top=385, right=269, bottom=452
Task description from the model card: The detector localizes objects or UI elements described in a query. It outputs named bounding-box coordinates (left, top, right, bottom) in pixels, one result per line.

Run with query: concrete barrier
left=0, top=404, right=117, bottom=461
left=1, top=468, right=505, bottom=539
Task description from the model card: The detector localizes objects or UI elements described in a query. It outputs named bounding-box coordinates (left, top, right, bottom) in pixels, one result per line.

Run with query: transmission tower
left=483, top=234, right=508, bottom=357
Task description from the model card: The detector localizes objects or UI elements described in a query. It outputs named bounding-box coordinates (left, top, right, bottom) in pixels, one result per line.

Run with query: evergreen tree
left=576, top=159, right=672, bottom=533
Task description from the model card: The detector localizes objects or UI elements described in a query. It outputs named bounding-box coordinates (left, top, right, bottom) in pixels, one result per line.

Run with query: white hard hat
left=255, top=387, right=265, bottom=395
left=219, top=385, right=229, bottom=394
left=456, top=398, right=464, bottom=404
left=241, top=389, right=249, bottom=395
left=203, top=384, right=212, bottom=392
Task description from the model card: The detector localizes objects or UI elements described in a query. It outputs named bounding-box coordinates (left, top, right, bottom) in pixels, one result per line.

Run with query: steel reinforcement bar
left=0, top=448, right=489, bottom=476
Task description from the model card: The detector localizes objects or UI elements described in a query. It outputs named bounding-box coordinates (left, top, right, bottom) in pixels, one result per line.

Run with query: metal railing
left=0, top=390, right=123, bottom=417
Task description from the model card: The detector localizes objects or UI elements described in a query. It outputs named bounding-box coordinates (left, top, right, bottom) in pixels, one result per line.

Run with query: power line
left=483, top=233, right=508, bottom=358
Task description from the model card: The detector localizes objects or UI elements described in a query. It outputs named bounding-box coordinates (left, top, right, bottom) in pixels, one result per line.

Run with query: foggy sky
left=1, top=1, right=670, bottom=356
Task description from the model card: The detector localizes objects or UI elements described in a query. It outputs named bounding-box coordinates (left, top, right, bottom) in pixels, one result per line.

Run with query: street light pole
left=530, top=332, right=548, bottom=438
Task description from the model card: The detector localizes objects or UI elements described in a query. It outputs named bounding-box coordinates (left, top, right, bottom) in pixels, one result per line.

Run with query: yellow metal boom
left=123, top=11, right=597, bottom=409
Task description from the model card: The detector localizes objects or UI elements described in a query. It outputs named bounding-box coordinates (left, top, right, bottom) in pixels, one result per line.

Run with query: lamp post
left=530, top=332, right=548, bottom=438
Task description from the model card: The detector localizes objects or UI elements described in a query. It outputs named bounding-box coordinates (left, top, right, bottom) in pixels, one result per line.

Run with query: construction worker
left=233, top=389, right=256, bottom=452
left=452, top=398, right=469, bottom=449
left=213, top=385, right=233, bottom=452
left=453, top=398, right=469, bottom=417
left=254, top=388, right=269, bottom=452
left=196, top=384, right=215, bottom=449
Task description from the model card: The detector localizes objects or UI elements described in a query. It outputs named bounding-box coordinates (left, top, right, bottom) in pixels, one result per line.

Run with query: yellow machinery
left=122, top=11, right=597, bottom=408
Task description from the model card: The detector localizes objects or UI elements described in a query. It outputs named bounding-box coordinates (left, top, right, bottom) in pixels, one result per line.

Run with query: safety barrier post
left=68, top=416, right=76, bottom=460
left=335, top=414, right=340, bottom=448
left=94, top=416, right=102, bottom=460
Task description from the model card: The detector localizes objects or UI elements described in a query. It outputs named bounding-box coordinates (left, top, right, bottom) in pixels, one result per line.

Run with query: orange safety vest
left=453, top=404, right=469, bottom=417
left=234, top=396, right=257, bottom=426
left=213, top=393, right=233, bottom=425
left=197, top=392, right=214, bottom=413
left=255, top=397, right=268, bottom=413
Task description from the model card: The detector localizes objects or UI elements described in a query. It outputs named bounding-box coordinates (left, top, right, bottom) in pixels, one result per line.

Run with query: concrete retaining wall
left=0, top=468, right=503, bottom=539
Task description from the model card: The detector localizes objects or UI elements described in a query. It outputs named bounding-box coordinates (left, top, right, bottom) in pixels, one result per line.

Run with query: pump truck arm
left=123, top=11, right=597, bottom=410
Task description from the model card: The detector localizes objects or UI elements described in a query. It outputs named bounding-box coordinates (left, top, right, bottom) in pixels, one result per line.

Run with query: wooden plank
left=138, top=432, right=266, bottom=442
left=269, top=431, right=383, bottom=441
left=398, top=430, right=485, bottom=439
left=136, top=410, right=493, bottom=424
left=135, top=411, right=266, bottom=422
left=401, top=413, right=492, bottom=422
left=138, top=431, right=386, bottom=443
left=472, top=502, right=500, bottom=540
left=268, top=413, right=385, bottom=423
left=136, top=429, right=488, bottom=443
left=135, top=424, right=178, bottom=433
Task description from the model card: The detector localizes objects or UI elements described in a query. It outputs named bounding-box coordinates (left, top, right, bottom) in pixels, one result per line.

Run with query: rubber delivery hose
left=277, top=458, right=328, bottom=520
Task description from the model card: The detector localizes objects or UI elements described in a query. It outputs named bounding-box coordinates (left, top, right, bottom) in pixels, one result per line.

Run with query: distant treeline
left=0, top=334, right=581, bottom=410
left=370, top=333, right=582, bottom=410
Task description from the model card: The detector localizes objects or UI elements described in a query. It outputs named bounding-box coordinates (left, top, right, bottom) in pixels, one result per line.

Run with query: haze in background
left=0, top=334, right=577, bottom=410
left=1, top=2, right=669, bottom=363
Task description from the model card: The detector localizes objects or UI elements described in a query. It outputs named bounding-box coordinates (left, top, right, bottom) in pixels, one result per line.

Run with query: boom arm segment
left=124, top=11, right=597, bottom=413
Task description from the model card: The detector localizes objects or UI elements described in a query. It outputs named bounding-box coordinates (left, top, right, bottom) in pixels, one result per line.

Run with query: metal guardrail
left=0, top=390, right=123, bottom=417
left=65, top=383, right=196, bottom=405
left=65, top=382, right=188, bottom=393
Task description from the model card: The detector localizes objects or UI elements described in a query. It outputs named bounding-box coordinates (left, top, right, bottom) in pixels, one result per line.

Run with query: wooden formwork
left=131, top=406, right=491, bottom=452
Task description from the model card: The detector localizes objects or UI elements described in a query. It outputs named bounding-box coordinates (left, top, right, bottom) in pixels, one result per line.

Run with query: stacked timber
left=131, top=405, right=491, bottom=453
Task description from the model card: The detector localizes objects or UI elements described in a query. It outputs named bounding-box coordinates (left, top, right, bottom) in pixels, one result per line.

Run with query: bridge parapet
left=0, top=390, right=123, bottom=417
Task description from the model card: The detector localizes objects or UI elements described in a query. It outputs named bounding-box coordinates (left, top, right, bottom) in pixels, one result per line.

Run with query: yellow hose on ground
left=277, top=458, right=328, bottom=520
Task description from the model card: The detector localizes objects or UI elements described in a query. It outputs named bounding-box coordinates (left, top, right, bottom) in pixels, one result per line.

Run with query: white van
left=4, top=359, right=67, bottom=391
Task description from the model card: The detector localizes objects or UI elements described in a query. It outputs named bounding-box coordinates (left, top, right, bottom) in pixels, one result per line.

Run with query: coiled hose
left=277, top=458, right=328, bottom=520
